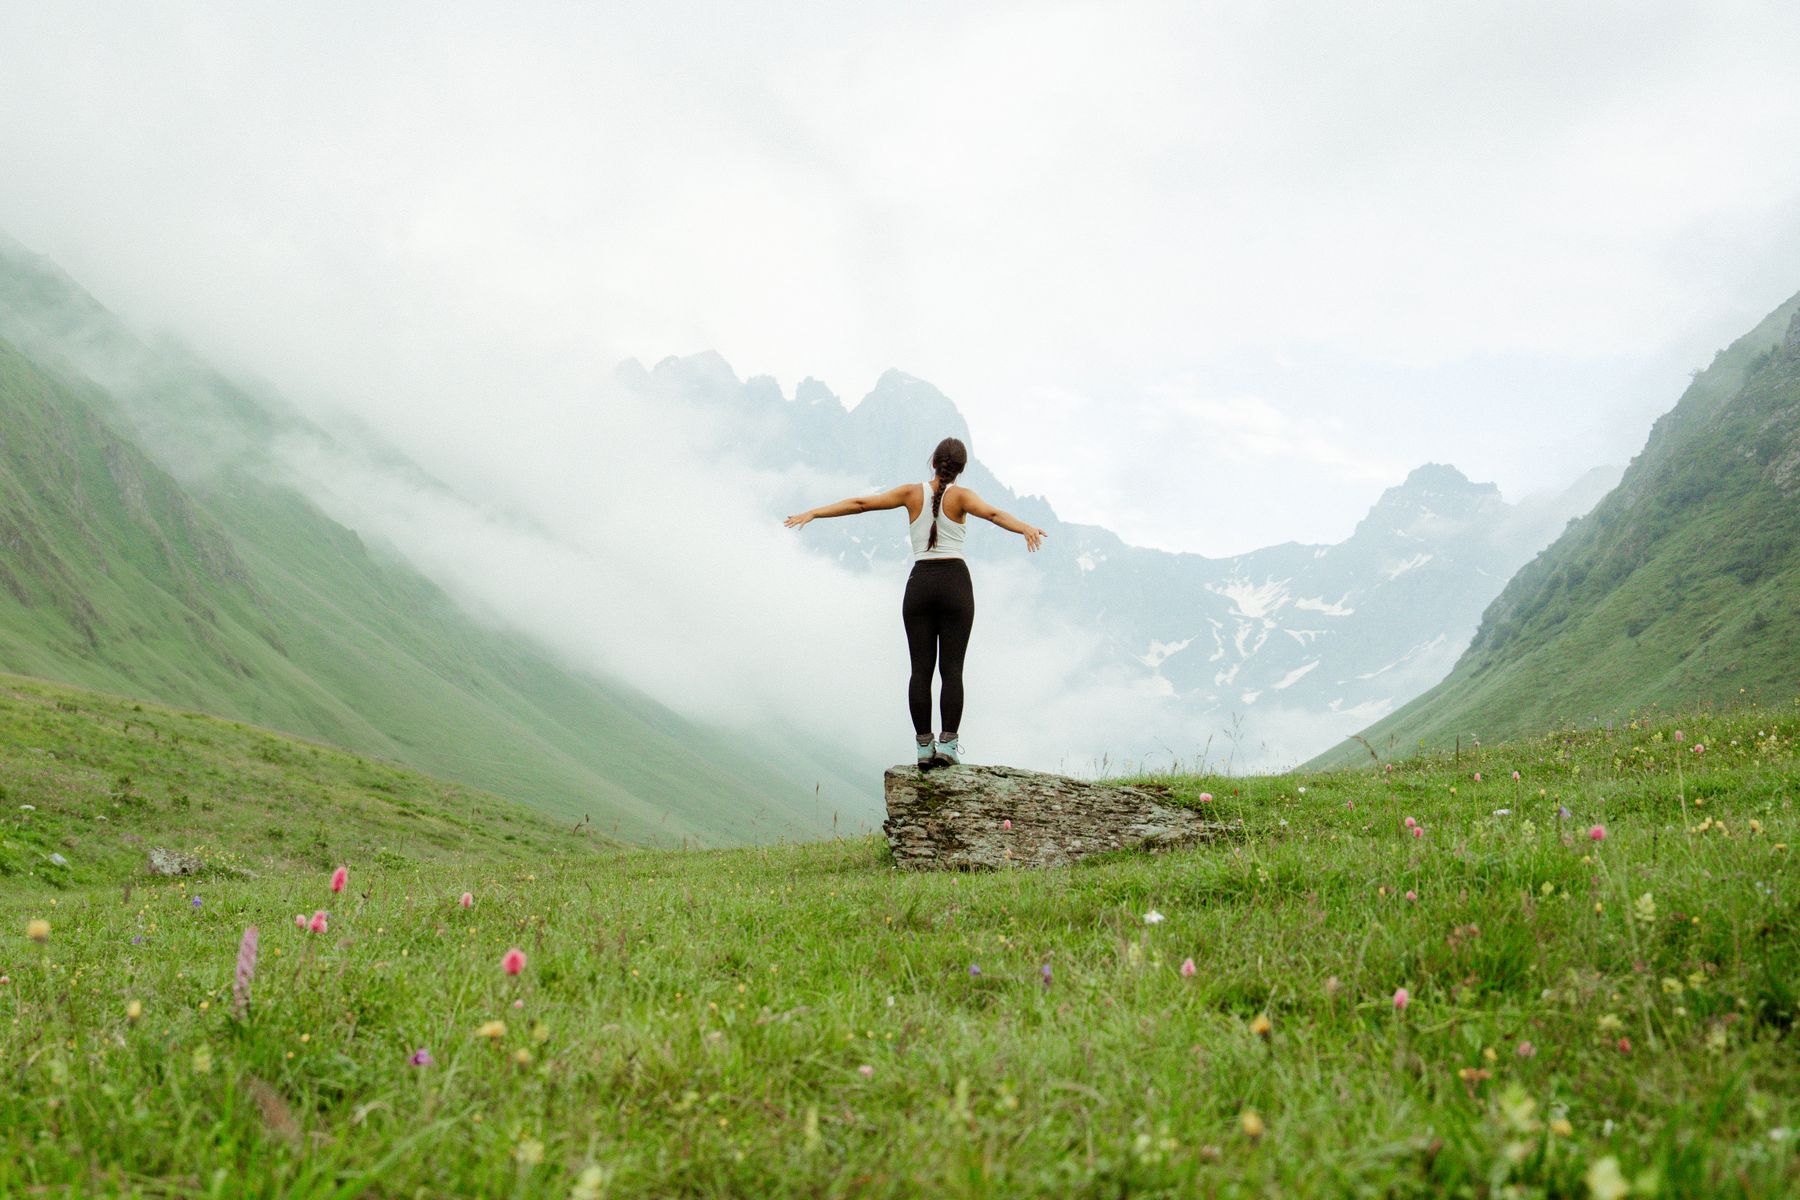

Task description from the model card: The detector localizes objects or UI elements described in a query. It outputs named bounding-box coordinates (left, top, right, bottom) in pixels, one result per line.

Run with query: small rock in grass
left=147, top=848, right=205, bottom=877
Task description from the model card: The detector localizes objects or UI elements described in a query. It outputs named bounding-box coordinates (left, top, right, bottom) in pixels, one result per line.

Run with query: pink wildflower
left=1347, top=800, right=1354, bottom=810
left=1393, top=987, right=1410, bottom=1012
left=1588, top=825, right=1607, bottom=842
left=1516, top=1040, right=1537, bottom=1058
left=1405, top=890, right=1417, bottom=902
left=1673, top=730, right=1684, bottom=742
left=502, top=947, right=526, bottom=976
left=1617, top=1037, right=1631, bottom=1055
left=294, top=913, right=306, bottom=929
left=308, top=910, right=328, bottom=933
left=1692, top=744, right=1705, bottom=755
left=1412, top=826, right=1424, bottom=839
left=232, top=925, right=259, bottom=1019
left=1002, top=819, right=1012, bottom=830
left=330, top=866, right=348, bottom=894
left=513, top=998, right=525, bottom=1009
left=1180, top=957, right=1197, bottom=977
left=857, top=1064, right=875, bottom=1078
left=1473, top=772, right=1482, bottom=782
left=1511, top=770, right=1520, bottom=781
left=1198, top=792, right=1213, bottom=803
left=1404, top=816, right=1416, bottom=829
left=460, top=892, right=474, bottom=909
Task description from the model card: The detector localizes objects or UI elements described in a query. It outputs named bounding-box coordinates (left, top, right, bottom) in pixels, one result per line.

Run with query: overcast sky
left=4, top=1, right=1800, bottom=555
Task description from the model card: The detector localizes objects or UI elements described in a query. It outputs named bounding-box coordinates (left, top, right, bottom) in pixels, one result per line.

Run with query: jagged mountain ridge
left=1309, top=288, right=1800, bottom=766
left=620, top=354, right=1618, bottom=765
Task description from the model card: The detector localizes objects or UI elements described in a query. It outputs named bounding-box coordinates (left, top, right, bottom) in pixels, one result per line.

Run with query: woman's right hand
left=1023, top=527, right=1047, bottom=552
left=783, top=512, right=814, bottom=530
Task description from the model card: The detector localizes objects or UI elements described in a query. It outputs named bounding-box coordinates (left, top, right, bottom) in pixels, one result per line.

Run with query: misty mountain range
left=622, top=352, right=1619, bottom=766
left=1311, top=286, right=1800, bottom=764
left=0, top=224, right=1645, bottom=846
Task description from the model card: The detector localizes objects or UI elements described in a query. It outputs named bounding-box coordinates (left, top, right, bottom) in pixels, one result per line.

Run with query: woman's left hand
left=784, top=512, right=814, bottom=529
left=1024, top=526, right=1047, bottom=552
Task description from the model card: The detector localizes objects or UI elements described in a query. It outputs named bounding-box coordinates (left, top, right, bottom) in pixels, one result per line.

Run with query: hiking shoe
left=916, top=740, right=936, bottom=769
left=934, top=736, right=963, bottom=767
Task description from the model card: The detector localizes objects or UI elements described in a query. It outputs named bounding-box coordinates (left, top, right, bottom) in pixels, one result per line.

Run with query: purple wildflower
left=409, top=1048, right=434, bottom=1067
left=1040, top=963, right=1052, bottom=987
left=968, top=964, right=981, bottom=977
left=232, top=926, right=259, bottom=1019
left=191, top=896, right=203, bottom=909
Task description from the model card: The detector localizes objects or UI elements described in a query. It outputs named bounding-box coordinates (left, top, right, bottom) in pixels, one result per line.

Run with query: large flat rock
left=882, top=763, right=1236, bottom=870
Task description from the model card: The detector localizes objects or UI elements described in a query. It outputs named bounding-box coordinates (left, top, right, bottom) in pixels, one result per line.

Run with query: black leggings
left=902, top=558, right=975, bottom=737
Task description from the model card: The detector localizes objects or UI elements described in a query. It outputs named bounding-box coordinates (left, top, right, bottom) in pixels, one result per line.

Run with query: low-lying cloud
left=274, top=373, right=1238, bottom=782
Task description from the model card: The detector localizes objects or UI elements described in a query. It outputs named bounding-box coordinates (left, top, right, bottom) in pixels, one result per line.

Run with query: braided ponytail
left=926, top=437, right=968, bottom=552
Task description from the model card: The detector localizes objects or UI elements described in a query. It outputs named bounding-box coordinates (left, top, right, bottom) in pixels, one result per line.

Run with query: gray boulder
left=146, top=847, right=205, bottom=876
left=883, top=764, right=1235, bottom=870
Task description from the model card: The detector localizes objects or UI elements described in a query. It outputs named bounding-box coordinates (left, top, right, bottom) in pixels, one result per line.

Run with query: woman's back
left=909, top=481, right=967, bottom=560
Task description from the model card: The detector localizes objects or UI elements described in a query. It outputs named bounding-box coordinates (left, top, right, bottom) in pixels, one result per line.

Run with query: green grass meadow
left=2, top=675, right=1796, bottom=1196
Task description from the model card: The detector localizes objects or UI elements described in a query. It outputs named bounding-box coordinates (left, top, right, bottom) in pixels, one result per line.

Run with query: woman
left=784, top=437, right=1047, bottom=768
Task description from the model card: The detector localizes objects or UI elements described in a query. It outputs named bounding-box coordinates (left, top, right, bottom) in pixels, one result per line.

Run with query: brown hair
left=927, top=437, right=968, bottom=551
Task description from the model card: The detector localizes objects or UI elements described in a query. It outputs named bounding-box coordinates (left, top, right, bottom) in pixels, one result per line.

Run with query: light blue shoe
left=916, top=739, right=936, bottom=769
left=934, top=735, right=963, bottom=767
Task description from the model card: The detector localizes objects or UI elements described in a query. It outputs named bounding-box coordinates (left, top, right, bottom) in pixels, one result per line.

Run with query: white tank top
left=910, top=480, right=967, bottom=560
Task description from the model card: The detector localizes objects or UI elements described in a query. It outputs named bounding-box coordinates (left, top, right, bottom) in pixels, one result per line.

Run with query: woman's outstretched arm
left=958, top=489, right=1048, bottom=551
left=784, top=483, right=913, bottom=529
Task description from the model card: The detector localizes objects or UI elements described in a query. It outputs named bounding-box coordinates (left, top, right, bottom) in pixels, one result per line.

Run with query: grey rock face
left=146, top=847, right=205, bottom=876
left=882, top=764, right=1236, bottom=870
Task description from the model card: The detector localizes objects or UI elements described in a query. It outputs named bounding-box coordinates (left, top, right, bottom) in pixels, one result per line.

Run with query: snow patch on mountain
left=1384, top=552, right=1434, bottom=580
left=1137, top=636, right=1194, bottom=668
left=1273, top=660, right=1320, bottom=690
left=1210, top=577, right=1290, bottom=619
left=1295, top=595, right=1354, bottom=616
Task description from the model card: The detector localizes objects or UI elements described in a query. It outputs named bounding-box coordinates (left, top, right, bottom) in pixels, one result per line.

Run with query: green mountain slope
left=1310, top=291, right=1800, bottom=766
left=0, top=672, right=612, bottom=885
left=0, top=239, right=871, bottom=846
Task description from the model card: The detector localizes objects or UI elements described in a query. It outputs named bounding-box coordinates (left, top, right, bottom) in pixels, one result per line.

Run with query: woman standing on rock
left=784, top=437, right=1047, bottom=769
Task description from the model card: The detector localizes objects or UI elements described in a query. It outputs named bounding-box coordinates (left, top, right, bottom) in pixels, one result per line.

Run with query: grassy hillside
left=0, top=674, right=611, bottom=888
left=1310, top=292, right=1800, bottom=769
left=3, top=679, right=1794, bottom=1195
left=0, top=238, right=874, bottom=846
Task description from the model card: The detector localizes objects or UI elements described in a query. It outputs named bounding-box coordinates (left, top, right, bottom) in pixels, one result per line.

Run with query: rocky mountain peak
left=794, top=376, right=843, bottom=410
left=1350, top=463, right=1503, bottom=543
left=847, top=370, right=972, bottom=446
left=648, top=350, right=741, bottom=398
